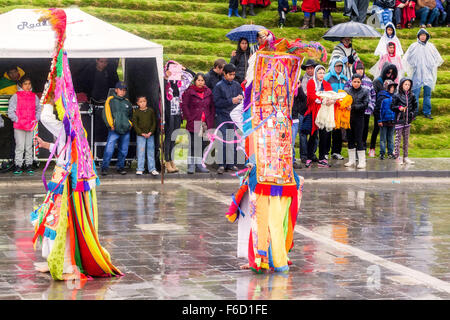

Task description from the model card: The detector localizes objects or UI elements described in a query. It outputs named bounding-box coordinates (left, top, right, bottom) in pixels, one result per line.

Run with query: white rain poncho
left=370, top=41, right=404, bottom=80
left=374, top=22, right=404, bottom=57
left=402, top=29, right=443, bottom=90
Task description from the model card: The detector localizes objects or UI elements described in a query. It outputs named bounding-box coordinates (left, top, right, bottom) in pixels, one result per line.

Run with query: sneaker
left=305, top=160, right=312, bottom=168
left=379, top=154, right=384, bottom=160
left=403, top=157, right=415, bottom=165
left=312, top=156, right=319, bottom=163
left=217, top=166, right=225, bottom=174
left=117, top=168, right=127, bottom=175
left=331, top=153, right=344, bottom=160
left=25, top=165, right=34, bottom=175
left=101, top=168, right=108, bottom=176
left=301, top=158, right=307, bottom=164
left=150, top=170, right=159, bottom=176
left=388, top=154, right=395, bottom=159
left=136, top=171, right=143, bottom=175
left=318, top=159, right=330, bottom=168
left=13, top=165, right=23, bottom=175
left=228, top=165, right=239, bottom=172
left=293, top=162, right=302, bottom=169
left=368, top=149, right=376, bottom=158
left=324, top=155, right=329, bottom=160
left=424, top=114, right=433, bottom=119
left=395, top=157, right=402, bottom=164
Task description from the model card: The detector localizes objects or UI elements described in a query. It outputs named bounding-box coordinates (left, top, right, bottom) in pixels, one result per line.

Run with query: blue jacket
left=213, top=79, right=243, bottom=121
left=324, top=59, right=348, bottom=93
left=377, top=90, right=396, bottom=124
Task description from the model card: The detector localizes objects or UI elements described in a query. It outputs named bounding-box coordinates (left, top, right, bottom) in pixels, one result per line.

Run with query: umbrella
left=226, top=24, right=266, bottom=43
left=322, top=21, right=381, bottom=42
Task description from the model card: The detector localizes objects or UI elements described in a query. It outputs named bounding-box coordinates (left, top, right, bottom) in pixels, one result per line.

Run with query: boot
left=228, top=8, right=233, bottom=18
left=170, top=160, right=179, bottom=173
left=234, top=8, right=241, bottom=17
left=328, top=15, right=334, bottom=27
left=195, top=164, right=210, bottom=173
left=249, top=4, right=256, bottom=16
left=357, top=150, right=366, bottom=169
left=242, top=5, right=247, bottom=19
left=344, top=149, right=356, bottom=167
left=310, top=15, right=316, bottom=28
left=187, top=164, right=195, bottom=174
left=290, top=5, right=298, bottom=13
left=165, top=161, right=176, bottom=173
left=300, top=16, right=310, bottom=29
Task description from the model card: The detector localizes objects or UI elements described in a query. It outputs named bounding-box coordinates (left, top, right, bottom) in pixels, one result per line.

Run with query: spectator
left=205, top=59, right=226, bottom=91
left=278, top=0, right=290, bottom=27
left=391, top=78, right=417, bottom=164
left=8, top=76, right=41, bottom=175
left=132, top=96, right=158, bottom=176
left=446, top=0, right=450, bottom=26
left=370, top=42, right=404, bottom=82
left=345, top=61, right=376, bottom=156
left=241, top=0, right=257, bottom=18
left=181, top=73, right=215, bottom=174
left=292, top=78, right=306, bottom=169
left=349, top=0, right=371, bottom=22
left=0, top=66, right=25, bottom=95
left=403, top=28, right=443, bottom=119
left=330, top=37, right=359, bottom=80
left=304, top=65, right=333, bottom=168
left=300, top=0, right=320, bottom=29
left=344, top=74, right=370, bottom=169
left=370, top=63, right=398, bottom=156
left=435, top=0, right=448, bottom=25
left=101, top=81, right=133, bottom=176
left=374, top=23, right=404, bottom=57
left=373, top=0, right=396, bottom=28
left=394, top=0, right=416, bottom=28
left=230, top=38, right=250, bottom=84
left=299, top=59, right=319, bottom=164
left=78, top=58, right=119, bottom=103
left=228, top=0, right=242, bottom=17
left=325, top=58, right=349, bottom=160
left=321, top=0, right=336, bottom=27
left=377, top=80, right=397, bottom=160
left=416, top=0, right=440, bottom=27
left=213, top=64, right=243, bottom=174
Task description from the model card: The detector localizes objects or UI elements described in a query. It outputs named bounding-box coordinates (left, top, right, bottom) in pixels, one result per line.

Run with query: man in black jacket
left=205, top=59, right=226, bottom=91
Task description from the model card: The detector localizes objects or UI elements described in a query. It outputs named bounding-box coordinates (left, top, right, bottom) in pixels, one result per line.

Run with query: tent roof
left=0, top=8, right=163, bottom=58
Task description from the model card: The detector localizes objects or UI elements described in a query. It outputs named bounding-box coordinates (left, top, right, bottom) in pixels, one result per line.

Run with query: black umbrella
left=322, top=21, right=381, bottom=42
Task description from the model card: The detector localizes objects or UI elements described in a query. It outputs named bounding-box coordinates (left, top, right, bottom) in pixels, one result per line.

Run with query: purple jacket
left=181, top=85, right=215, bottom=133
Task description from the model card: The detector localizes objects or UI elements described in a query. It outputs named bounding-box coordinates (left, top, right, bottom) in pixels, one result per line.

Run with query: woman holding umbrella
left=230, top=37, right=251, bottom=84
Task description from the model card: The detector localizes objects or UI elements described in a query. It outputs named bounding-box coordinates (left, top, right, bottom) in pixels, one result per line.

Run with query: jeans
left=379, top=125, right=394, bottom=156
left=438, top=11, right=448, bottom=24
left=373, top=5, right=393, bottom=27
left=218, top=121, right=237, bottom=168
left=292, top=119, right=300, bottom=161
left=412, top=85, right=432, bottom=116
left=417, top=7, right=440, bottom=25
left=136, top=135, right=156, bottom=172
left=101, top=130, right=130, bottom=170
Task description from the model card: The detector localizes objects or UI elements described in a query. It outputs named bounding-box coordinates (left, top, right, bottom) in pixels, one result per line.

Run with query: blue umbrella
left=226, top=24, right=266, bottom=43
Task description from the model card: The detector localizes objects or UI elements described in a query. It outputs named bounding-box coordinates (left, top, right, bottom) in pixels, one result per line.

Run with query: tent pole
left=160, top=94, right=165, bottom=185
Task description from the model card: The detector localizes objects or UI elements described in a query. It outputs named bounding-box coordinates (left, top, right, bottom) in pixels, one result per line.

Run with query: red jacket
left=181, top=85, right=215, bottom=133
left=305, top=78, right=332, bottom=135
left=302, top=0, right=321, bottom=12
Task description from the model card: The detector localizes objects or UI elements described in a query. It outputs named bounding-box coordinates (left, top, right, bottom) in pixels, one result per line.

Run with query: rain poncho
left=402, top=29, right=443, bottom=90
left=374, top=22, right=403, bottom=57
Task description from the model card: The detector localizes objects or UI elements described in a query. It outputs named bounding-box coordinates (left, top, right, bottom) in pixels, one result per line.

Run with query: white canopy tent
left=0, top=8, right=167, bottom=170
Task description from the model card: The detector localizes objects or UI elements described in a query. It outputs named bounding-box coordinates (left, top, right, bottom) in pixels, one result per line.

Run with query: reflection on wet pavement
left=0, top=179, right=449, bottom=300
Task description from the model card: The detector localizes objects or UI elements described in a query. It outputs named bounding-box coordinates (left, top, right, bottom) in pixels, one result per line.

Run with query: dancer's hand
left=35, top=137, right=51, bottom=150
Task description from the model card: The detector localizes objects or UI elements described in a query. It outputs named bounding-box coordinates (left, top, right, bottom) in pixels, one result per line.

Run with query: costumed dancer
left=221, top=30, right=328, bottom=273
left=31, top=8, right=122, bottom=280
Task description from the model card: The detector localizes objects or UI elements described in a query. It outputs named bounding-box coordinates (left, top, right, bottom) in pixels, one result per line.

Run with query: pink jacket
left=13, top=91, right=38, bottom=131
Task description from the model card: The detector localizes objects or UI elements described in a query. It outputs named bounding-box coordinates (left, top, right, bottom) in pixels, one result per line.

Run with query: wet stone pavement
left=0, top=179, right=450, bottom=300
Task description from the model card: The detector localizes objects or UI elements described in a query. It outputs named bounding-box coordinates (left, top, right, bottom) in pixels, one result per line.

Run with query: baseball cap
left=115, top=81, right=127, bottom=89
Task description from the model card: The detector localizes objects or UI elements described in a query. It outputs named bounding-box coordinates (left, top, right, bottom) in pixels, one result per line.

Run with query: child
left=300, top=0, right=320, bottom=28
left=370, top=41, right=403, bottom=81
left=101, top=81, right=133, bottom=175
left=344, top=61, right=376, bottom=156
left=391, top=78, right=417, bottom=164
left=344, top=74, right=370, bottom=169
left=228, top=0, right=241, bottom=17
left=278, top=0, right=289, bottom=27
left=403, top=28, right=443, bottom=119
left=132, top=96, right=158, bottom=176
left=374, top=23, right=404, bottom=57
left=7, top=76, right=41, bottom=175
left=377, top=80, right=397, bottom=160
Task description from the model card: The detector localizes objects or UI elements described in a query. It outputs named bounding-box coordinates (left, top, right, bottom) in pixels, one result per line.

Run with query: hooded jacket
left=392, top=78, right=417, bottom=125
left=0, top=67, right=25, bottom=95
left=204, top=68, right=223, bottom=91
left=373, top=62, right=398, bottom=93
left=377, top=90, right=396, bottom=124
left=324, top=59, right=349, bottom=93
left=103, top=92, right=133, bottom=135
